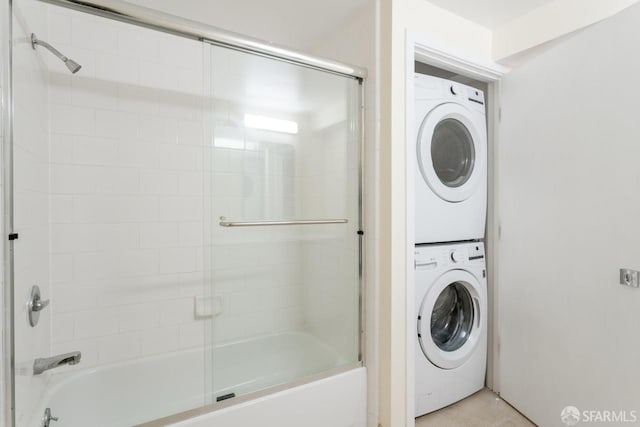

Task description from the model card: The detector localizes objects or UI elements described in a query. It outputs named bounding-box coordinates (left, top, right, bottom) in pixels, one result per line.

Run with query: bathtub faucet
left=33, top=351, right=81, bottom=375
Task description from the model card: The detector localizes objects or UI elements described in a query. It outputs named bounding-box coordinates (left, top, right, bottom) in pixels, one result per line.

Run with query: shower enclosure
left=1, top=0, right=365, bottom=426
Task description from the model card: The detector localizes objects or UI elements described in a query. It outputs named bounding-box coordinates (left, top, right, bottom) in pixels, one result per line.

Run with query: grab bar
left=219, top=217, right=348, bottom=227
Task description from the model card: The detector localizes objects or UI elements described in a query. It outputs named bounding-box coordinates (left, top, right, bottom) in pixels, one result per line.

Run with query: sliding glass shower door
left=204, top=44, right=362, bottom=403
left=8, top=0, right=362, bottom=424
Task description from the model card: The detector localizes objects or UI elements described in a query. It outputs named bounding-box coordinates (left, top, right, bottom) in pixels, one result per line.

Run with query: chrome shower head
left=31, top=33, right=82, bottom=74
left=65, top=58, right=82, bottom=74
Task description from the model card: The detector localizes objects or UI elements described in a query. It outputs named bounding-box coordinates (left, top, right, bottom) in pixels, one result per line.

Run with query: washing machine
left=414, top=73, right=487, bottom=244
left=414, top=241, right=487, bottom=417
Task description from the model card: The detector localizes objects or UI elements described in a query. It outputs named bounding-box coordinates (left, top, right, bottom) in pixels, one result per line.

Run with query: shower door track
left=36, top=0, right=367, bottom=80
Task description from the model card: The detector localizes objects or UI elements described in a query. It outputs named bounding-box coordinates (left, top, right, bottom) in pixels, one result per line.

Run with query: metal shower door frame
left=1, top=0, right=16, bottom=425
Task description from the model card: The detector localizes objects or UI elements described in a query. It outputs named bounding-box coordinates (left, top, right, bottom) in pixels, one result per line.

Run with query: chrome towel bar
left=219, top=217, right=348, bottom=227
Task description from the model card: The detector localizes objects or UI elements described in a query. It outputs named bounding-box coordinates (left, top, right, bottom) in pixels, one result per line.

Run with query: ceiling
left=126, top=0, right=558, bottom=50
left=426, top=0, right=556, bottom=29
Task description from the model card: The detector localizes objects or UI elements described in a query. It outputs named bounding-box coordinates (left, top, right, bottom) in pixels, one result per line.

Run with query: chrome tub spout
left=34, top=351, right=81, bottom=375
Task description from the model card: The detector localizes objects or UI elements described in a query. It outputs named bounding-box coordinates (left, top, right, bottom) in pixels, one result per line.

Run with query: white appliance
left=414, top=74, right=487, bottom=244
left=414, top=241, right=487, bottom=416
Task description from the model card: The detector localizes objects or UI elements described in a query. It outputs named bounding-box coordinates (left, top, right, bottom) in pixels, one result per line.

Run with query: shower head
left=64, top=58, right=82, bottom=74
left=31, top=33, right=82, bottom=74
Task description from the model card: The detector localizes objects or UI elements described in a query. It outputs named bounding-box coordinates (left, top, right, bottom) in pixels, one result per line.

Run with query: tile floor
left=416, top=389, right=537, bottom=427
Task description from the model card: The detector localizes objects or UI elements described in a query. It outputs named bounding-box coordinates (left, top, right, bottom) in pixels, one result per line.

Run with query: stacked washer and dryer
left=413, top=74, right=488, bottom=417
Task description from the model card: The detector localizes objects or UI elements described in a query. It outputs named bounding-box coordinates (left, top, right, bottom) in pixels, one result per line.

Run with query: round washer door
left=417, top=103, right=486, bottom=202
left=418, top=269, right=483, bottom=370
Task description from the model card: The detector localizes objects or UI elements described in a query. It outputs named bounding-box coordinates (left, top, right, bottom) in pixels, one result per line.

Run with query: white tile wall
left=45, top=5, right=312, bottom=370
left=208, top=44, right=360, bottom=359
left=205, top=51, right=312, bottom=346
left=46, top=5, right=208, bottom=368
left=297, top=95, right=360, bottom=363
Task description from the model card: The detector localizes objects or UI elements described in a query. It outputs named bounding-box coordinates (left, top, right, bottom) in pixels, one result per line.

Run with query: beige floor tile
left=416, top=389, right=537, bottom=427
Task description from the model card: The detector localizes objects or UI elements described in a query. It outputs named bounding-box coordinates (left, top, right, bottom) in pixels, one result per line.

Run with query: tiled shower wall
left=45, top=5, right=307, bottom=368
left=205, top=44, right=358, bottom=353
left=205, top=93, right=305, bottom=343
left=298, top=105, right=359, bottom=361
left=301, top=232, right=358, bottom=360
left=46, top=5, right=207, bottom=367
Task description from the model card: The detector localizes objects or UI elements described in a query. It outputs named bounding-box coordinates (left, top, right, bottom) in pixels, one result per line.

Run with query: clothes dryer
left=414, top=74, right=487, bottom=243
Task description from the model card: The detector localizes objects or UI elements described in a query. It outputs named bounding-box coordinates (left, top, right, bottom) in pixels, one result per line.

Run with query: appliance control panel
left=414, top=74, right=486, bottom=112
left=415, top=242, right=485, bottom=270
left=467, top=243, right=485, bottom=261
left=467, top=88, right=485, bottom=105
left=450, top=248, right=466, bottom=263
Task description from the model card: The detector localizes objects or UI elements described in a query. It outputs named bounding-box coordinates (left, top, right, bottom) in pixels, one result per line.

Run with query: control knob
left=450, top=250, right=464, bottom=263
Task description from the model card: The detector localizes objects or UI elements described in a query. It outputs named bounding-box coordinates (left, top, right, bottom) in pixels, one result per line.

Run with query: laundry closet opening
left=411, top=59, right=500, bottom=421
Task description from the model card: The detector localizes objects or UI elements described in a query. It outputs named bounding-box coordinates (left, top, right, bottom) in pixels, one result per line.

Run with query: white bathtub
left=170, top=368, right=367, bottom=427
left=31, top=332, right=366, bottom=427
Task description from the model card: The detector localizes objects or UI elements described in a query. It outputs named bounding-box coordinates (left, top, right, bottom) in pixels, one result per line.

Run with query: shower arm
left=31, top=34, right=68, bottom=62
left=30, top=33, right=82, bottom=73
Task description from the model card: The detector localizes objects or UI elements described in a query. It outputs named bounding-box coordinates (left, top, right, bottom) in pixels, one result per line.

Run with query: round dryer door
left=417, top=103, right=486, bottom=202
left=417, top=269, right=483, bottom=370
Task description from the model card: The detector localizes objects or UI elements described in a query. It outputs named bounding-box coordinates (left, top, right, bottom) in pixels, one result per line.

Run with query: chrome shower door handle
left=28, top=285, right=50, bottom=327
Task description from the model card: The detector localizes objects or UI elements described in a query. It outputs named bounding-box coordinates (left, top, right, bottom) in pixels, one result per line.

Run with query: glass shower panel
left=205, top=44, right=361, bottom=402
left=11, top=3, right=211, bottom=425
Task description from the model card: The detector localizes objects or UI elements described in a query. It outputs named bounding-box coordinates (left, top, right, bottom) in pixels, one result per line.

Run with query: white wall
left=497, top=3, right=640, bottom=426
left=493, top=0, right=640, bottom=62
left=403, top=0, right=492, bottom=59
